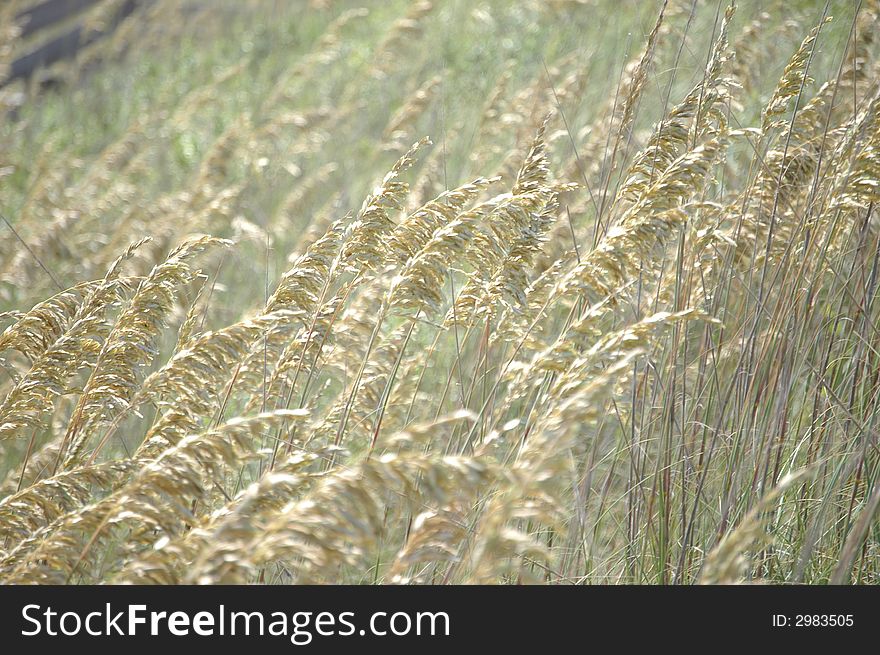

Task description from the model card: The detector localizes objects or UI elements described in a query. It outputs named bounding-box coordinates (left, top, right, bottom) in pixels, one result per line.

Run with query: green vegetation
left=0, top=0, right=879, bottom=584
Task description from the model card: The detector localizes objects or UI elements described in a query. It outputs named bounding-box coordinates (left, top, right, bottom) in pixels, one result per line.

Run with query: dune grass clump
left=0, top=0, right=879, bottom=584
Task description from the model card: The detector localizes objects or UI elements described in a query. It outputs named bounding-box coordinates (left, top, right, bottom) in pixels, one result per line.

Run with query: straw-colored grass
left=1, top=0, right=879, bottom=584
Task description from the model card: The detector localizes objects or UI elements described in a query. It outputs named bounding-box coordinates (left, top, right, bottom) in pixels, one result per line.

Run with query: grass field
left=0, top=0, right=879, bottom=584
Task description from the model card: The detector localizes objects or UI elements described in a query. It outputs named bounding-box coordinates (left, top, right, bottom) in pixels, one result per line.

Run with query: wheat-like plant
left=1, top=0, right=879, bottom=586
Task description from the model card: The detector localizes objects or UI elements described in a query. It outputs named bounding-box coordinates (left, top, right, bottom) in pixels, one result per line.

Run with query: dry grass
left=1, top=0, right=879, bottom=584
